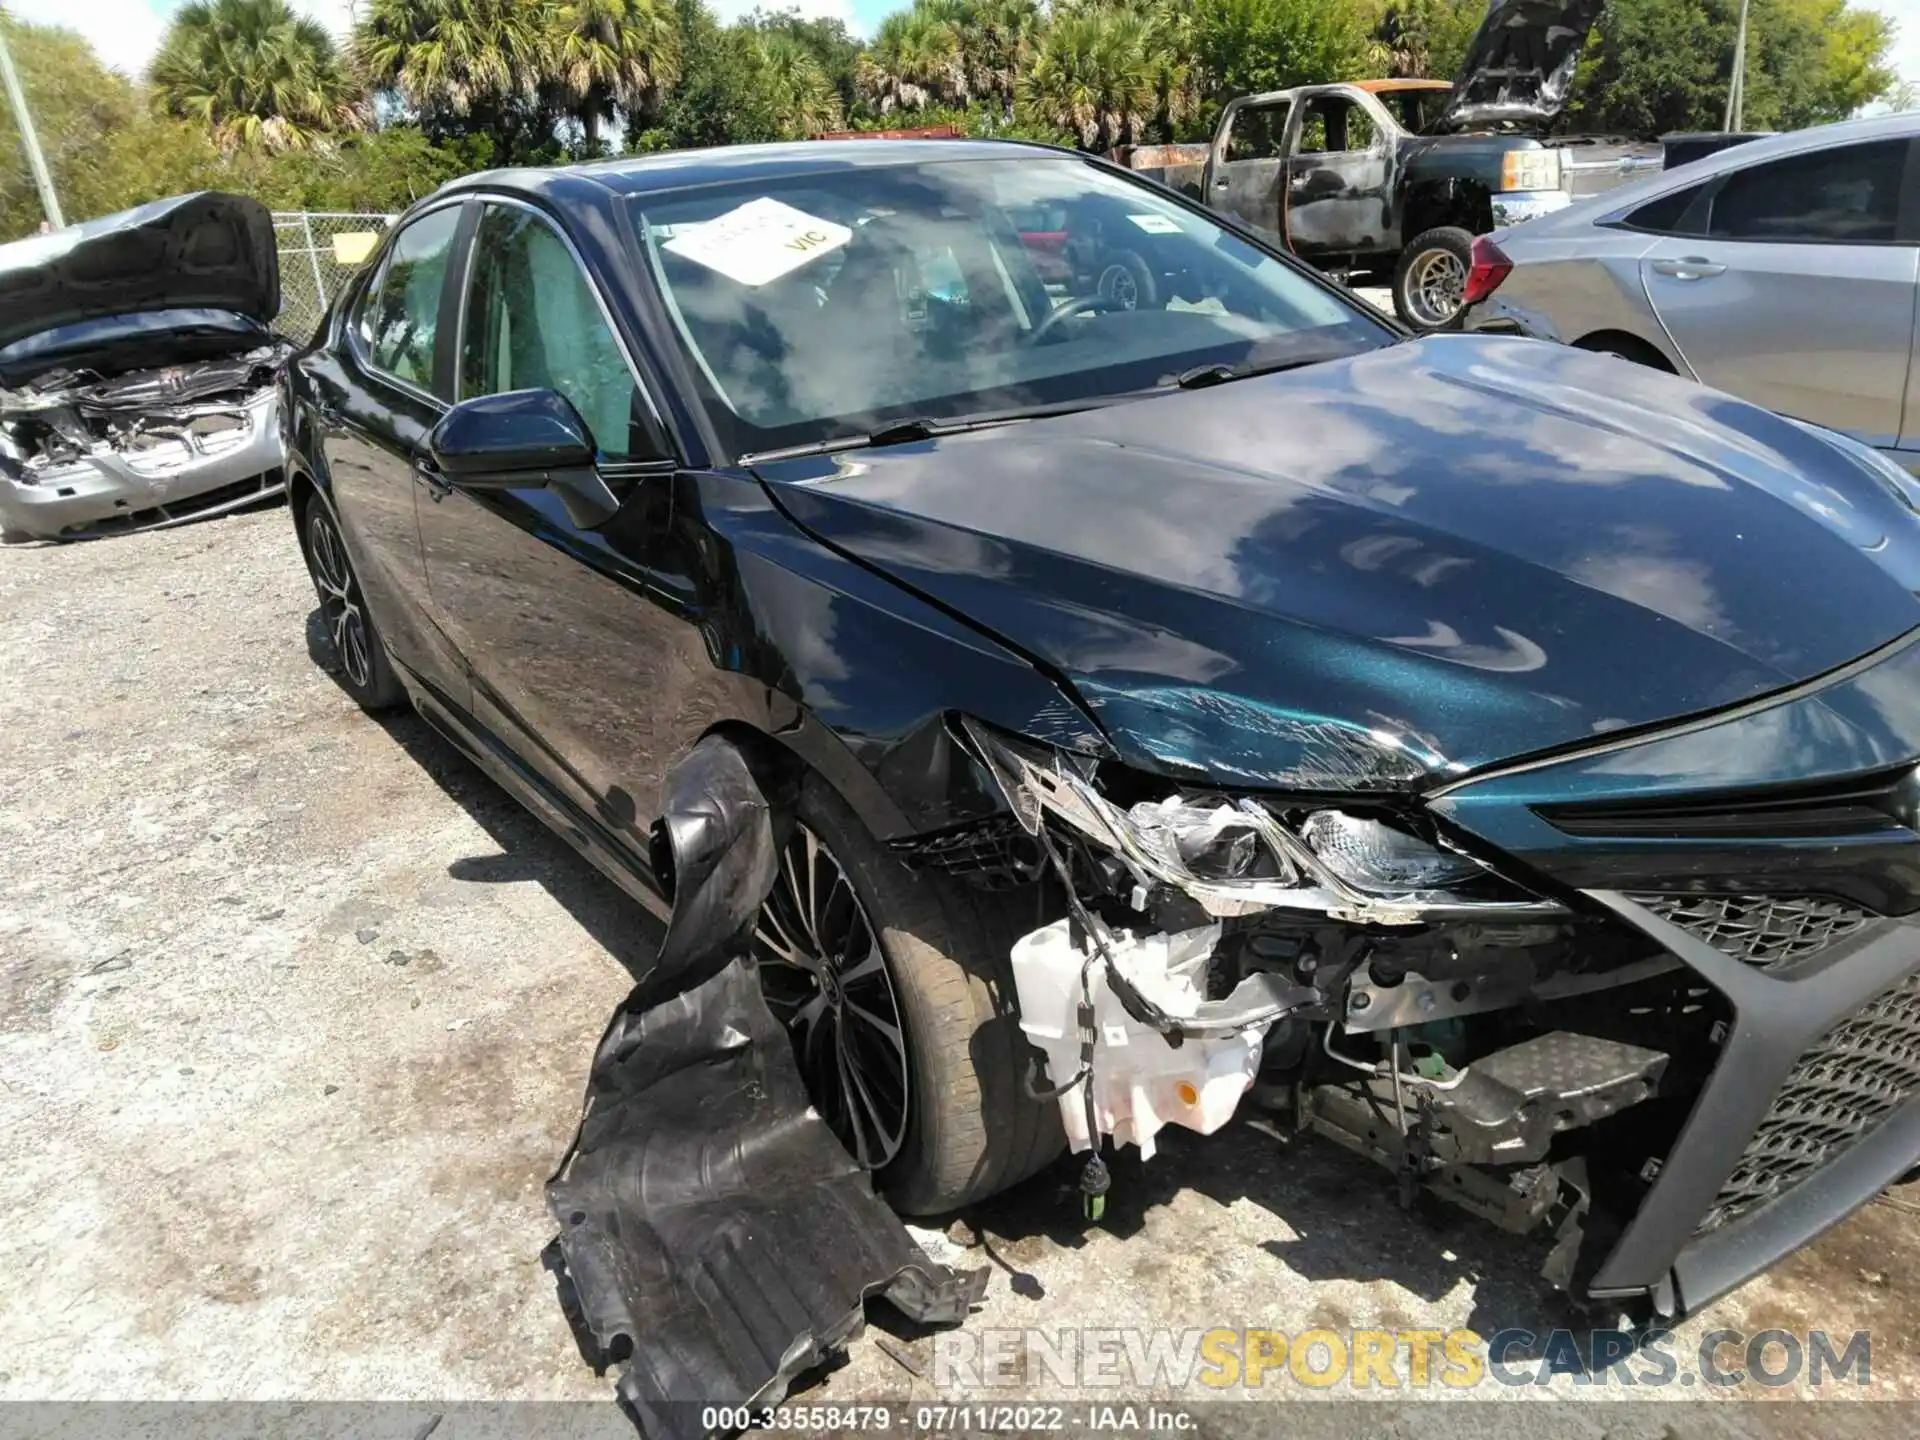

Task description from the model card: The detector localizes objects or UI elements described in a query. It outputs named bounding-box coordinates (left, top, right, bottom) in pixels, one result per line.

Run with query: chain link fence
left=271, top=212, right=395, bottom=340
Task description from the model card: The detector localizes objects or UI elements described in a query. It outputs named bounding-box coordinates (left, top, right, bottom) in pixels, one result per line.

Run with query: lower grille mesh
left=1699, top=969, right=1920, bottom=1233
left=1633, top=893, right=1872, bottom=969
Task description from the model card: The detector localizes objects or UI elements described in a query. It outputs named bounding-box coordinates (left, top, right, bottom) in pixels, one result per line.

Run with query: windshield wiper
left=864, top=415, right=946, bottom=446
left=742, top=396, right=1130, bottom=465
left=1164, top=356, right=1326, bottom=390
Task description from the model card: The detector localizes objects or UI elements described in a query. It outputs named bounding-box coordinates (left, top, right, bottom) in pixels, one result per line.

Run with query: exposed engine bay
left=941, top=720, right=1724, bottom=1316
left=0, top=341, right=291, bottom=542
left=0, top=190, right=290, bottom=542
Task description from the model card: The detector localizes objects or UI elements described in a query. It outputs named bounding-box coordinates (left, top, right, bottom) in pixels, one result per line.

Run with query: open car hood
left=0, top=192, right=279, bottom=353
left=1432, top=0, right=1606, bottom=132
left=763, top=337, right=1920, bottom=791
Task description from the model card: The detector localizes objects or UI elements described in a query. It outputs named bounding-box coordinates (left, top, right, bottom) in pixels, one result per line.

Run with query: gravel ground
left=1, top=505, right=1915, bottom=1431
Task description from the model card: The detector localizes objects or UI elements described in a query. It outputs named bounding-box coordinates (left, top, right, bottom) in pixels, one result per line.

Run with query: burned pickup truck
left=0, top=192, right=291, bottom=542
left=1129, top=0, right=1655, bottom=329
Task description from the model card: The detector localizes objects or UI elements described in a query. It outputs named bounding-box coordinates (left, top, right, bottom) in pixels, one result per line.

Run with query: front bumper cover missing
left=544, top=737, right=985, bottom=1437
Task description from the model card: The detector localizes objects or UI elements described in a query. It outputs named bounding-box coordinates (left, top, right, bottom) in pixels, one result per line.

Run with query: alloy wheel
left=1097, top=263, right=1140, bottom=311
left=305, top=505, right=373, bottom=691
left=1406, top=248, right=1466, bottom=328
left=753, top=825, right=911, bottom=1169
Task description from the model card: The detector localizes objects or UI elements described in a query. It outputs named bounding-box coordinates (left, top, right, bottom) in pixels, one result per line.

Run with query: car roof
left=1510, top=110, right=1920, bottom=238
left=436, top=138, right=1067, bottom=206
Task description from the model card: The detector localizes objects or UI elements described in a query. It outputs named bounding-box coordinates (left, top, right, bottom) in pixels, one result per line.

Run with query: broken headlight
left=960, top=717, right=1559, bottom=924
left=1299, top=810, right=1485, bottom=893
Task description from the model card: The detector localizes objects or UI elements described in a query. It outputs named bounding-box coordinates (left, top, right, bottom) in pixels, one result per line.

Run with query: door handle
left=1650, top=257, right=1727, bottom=280
left=412, top=456, right=452, bottom=501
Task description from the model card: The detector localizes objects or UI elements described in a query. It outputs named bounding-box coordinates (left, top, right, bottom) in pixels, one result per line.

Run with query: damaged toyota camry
left=286, top=140, right=1920, bottom=1329
left=0, top=192, right=291, bottom=542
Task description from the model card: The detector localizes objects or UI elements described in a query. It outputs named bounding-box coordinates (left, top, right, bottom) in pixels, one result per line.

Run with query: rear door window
left=1705, top=141, right=1908, bottom=243
left=1225, top=102, right=1291, bottom=162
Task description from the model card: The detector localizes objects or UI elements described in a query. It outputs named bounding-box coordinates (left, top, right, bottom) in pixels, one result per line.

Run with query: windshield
left=633, top=155, right=1389, bottom=456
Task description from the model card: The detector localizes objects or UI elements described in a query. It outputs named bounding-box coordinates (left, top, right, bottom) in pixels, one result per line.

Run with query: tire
left=754, top=774, right=1064, bottom=1214
left=1094, top=249, right=1158, bottom=312
left=1392, top=226, right=1476, bottom=332
left=296, top=489, right=405, bottom=712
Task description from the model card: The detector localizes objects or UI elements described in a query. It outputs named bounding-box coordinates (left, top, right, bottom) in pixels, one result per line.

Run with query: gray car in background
left=1463, top=113, right=1920, bottom=466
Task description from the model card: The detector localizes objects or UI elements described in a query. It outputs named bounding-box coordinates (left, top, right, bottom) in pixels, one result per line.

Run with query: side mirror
left=429, top=388, right=595, bottom=477
left=427, top=388, right=621, bottom=528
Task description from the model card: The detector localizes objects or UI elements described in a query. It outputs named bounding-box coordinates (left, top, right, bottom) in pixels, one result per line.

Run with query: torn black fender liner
left=545, top=736, right=987, bottom=1438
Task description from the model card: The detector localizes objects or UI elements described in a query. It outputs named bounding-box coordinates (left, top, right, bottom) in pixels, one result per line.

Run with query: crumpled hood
left=0, top=192, right=279, bottom=353
left=764, top=336, right=1920, bottom=790
left=1433, top=0, right=1605, bottom=132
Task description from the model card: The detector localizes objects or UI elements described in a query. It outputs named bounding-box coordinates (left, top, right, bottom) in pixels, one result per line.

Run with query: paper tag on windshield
left=1128, top=212, right=1183, bottom=235
left=662, top=197, right=852, bottom=287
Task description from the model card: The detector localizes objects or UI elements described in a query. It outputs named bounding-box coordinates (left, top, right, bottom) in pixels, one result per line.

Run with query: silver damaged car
left=0, top=192, right=291, bottom=542
left=1462, top=113, right=1920, bottom=468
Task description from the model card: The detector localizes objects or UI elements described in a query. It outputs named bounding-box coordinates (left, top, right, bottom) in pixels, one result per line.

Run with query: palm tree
left=149, top=0, right=367, bottom=152
left=858, top=6, right=968, bottom=114
left=924, top=0, right=1039, bottom=113
left=757, top=32, right=844, bottom=137
left=552, top=0, right=680, bottom=148
left=1017, top=4, right=1157, bottom=151
left=353, top=0, right=556, bottom=125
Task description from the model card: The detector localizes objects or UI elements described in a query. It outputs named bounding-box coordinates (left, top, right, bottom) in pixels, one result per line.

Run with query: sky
left=4, top=0, right=897, bottom=78
left=11, top=0, right=1920, bottom=94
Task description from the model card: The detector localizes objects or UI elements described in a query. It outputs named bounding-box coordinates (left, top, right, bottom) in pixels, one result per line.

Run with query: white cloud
left=7, top=0, right=169, bottom=78
left=1868, top=0, right=1920, bottom=91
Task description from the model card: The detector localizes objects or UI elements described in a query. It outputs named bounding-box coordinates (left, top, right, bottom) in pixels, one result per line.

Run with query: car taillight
left=1463, top=236, right=1513, bottom=307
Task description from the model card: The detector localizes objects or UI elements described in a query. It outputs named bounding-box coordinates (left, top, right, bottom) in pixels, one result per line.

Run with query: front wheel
left=1392, top=226, right=1476, bottom=332
left=753, top=776, right=1064, bottom=1213
left=299, top=492, right=404, bottom=711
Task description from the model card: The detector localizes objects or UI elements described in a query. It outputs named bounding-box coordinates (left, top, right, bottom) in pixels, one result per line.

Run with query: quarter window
left=460, top=205, right=648, bottom=460
left=1705, top=141, right=1907, bottom=243
left=360, top=206, right=461, bottom=393
left=1622, top=184, right=1706, bottom=235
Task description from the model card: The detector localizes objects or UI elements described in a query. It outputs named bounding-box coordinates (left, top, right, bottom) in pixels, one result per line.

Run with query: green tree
left=149, top=0, right=367, bottom=152
left=354, top=0, right=561, bottom=157
left=747, top=8, right=865, bottom=121
left=1016, top=4, right=1158, bottom=150
left=1366, top=0, right=1483, bottom=81
left=230, top=125, right=493, bottom=210
left=637, top=1, right=784, bottom=147
left=757, top=31, right=845, bottom=134
left=924, top=0, right=1042, bottom=113
left=0, top=11, right=228, bottom=236
left=1566, top=0, right=1895, bottom=135
left=1190, top=0, right=1372, bottom=109
left=860, top=6, right=968, bottom=112
left=553, top=0, right=681, bottom=149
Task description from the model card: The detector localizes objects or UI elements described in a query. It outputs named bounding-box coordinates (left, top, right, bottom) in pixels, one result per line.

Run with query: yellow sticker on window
left=331, top=231, right=382, bottom=265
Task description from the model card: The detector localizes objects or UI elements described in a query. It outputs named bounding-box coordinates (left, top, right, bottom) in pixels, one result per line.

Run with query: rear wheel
left=753, top=775, right=1064, bottom=1213
left=298, top=491, right=404, bottom=712
left=1393, top=226, right=1475, bottom=331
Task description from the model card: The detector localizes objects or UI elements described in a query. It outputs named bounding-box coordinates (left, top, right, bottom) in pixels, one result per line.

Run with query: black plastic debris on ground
left=545, top=737, right=987, bottom=1439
